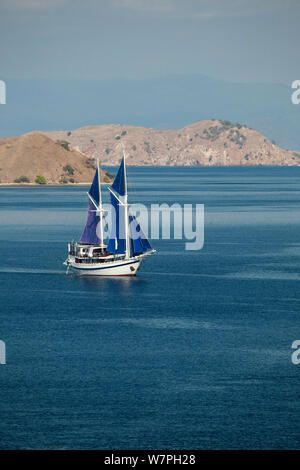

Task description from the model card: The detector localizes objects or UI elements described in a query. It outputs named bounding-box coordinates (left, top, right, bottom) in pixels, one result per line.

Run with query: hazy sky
left=1, top=0, right=300, bottom=84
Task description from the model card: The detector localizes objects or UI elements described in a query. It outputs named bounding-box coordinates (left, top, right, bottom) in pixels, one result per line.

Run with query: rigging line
left=107, top=186, right=126, bottom=206
left=86, top=192, right=100, bottom=211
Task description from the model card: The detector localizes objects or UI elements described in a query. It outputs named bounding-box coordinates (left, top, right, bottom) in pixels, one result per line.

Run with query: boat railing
left=74, top=255, right=118, bottom=264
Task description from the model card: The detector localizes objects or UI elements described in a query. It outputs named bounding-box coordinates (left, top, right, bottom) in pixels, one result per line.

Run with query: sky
left=1, top=0, right=300, bottom=84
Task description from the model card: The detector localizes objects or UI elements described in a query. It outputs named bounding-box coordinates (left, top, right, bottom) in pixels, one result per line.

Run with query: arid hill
left=45, top=120, right=300, bottom=166
left=0, top=132, right=111, bottom=184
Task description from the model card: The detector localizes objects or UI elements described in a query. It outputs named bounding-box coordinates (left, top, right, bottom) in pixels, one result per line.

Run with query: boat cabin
left=69, top=242, right=110, bottom=259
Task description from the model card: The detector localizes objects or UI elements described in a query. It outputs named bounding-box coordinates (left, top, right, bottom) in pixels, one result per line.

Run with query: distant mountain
left=45, top=120, right=300, bottom=167
left=0, top=75, right=299, bottom=150
left=0, top=132, right=111, bottom=184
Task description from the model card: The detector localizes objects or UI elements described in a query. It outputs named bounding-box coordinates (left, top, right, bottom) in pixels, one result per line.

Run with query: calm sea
left=0, top=166, right=300, bottom=449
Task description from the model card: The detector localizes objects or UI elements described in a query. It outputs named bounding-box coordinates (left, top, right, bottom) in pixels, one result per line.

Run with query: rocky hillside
left=44, top=120, right=300, bottom=166
left=0, top=132, right=112, bottom=184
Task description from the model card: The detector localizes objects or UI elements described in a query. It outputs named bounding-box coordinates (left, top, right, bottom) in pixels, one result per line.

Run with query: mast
left=106, top=150, right=130, bottom=258
left=123, top=151, right=130, bottom=259
left=97, top=159, right=104, bottom=248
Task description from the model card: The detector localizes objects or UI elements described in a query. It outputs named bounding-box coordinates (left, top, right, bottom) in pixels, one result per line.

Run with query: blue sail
left=111, top=157, right=126, bottom=196
left=106, top=191, right=126, bottom=254
left=129, top=214, right=152, bottom=256
left=89, top=168, right=100, bottom=205
left=79, top=168, right=100, bottom=245
left=80, top=199, right=100, bottom=245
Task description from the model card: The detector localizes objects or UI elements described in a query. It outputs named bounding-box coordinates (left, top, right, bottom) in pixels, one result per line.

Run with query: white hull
left=66, top=256, right=142, bottom=276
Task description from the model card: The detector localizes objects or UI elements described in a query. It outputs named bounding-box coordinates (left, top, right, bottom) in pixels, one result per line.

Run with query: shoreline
left=1, top=165, right=300, bottom=188
left=0, top=182, right=110, bottom=188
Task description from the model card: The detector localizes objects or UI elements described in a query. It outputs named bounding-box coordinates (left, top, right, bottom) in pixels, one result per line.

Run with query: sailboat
left=63, top=155, right=155, bottom=276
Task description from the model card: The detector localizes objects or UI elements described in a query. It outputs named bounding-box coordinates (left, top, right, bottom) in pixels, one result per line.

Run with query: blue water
left=1, top=166, right=300, bottom=449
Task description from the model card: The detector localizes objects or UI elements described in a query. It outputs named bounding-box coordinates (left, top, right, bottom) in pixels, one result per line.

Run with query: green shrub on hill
left=56, top=140, right=70, bottom=151
left=63, top=164, right=74, bottom=175
left=14, top=176, right=30, bottom=183
left=86, top=158, right=96, bottom=169
left=35, top=175, right=46, bottom=185
left=103, top=171, right=114, bottom=183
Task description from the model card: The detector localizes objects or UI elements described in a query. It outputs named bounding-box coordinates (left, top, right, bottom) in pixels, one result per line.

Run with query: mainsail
left=111, top=157, right=126, bottom=196
left=107, top=157, right=127, bottom=255
left=106, top=190, right=126, bottom=254
left=80, top=169, right=100, bottom=245
left=107, top=156, right=152, bottom=256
